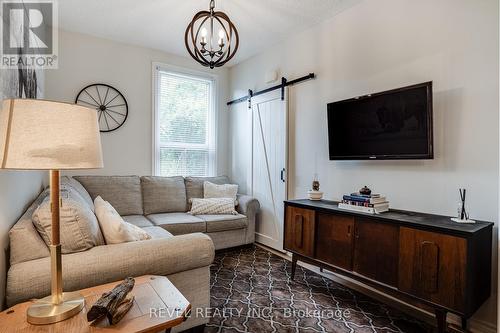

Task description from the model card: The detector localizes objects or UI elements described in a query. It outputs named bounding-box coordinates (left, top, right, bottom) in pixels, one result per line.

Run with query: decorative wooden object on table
left=284, top=199, right=493, bottom=333
left=0, top=275, right=190, bottom=333
left=87, top=277, right=135, bottom=325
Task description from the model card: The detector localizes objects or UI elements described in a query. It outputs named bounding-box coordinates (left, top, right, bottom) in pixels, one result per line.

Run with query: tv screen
left=327, top=82, right=433, bottom=160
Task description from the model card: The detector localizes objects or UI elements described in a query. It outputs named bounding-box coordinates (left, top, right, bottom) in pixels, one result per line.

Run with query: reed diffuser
left=451, top=188, right=475, bottom=224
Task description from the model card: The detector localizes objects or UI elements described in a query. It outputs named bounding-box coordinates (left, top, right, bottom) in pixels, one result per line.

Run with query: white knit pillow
left=203, top=181, right=238, bottom=205
left=94, top=196, right=151, bottom=244
left=189, top=198, right=238, bottom=215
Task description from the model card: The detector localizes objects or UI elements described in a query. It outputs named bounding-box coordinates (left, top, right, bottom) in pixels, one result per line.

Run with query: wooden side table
left=0, top=275, right=191, bottom=333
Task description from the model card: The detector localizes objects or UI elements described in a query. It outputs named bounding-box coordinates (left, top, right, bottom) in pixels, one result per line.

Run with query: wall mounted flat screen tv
left=327, top=82, right=433, bottom=160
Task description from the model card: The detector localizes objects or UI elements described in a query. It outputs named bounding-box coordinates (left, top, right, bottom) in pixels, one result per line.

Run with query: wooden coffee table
left=0, top=275, right=191, bottom=333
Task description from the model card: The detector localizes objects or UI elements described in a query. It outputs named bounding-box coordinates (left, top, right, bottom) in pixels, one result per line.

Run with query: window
left=153, top=65, right=216, bottom=177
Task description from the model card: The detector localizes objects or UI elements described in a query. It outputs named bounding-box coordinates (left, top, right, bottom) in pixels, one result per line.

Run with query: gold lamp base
left=27, top=291, right=85, bottom=325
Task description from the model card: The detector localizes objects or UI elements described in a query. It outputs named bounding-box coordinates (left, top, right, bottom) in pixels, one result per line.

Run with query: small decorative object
left=312, top=175, right=320, bottom=191
left=185, top=0, right=239, bottom=69
left=451, top=188, right=475, bottom=224
left=307, top=174, right=323, bottom=200
left=359, top=186, right=372, bottom=196
left=87, top=277, right=135, bottom=325
left=75, top=83, right=128, bottom=132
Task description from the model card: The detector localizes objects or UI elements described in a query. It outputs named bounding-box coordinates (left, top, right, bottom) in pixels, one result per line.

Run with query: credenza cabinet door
left=353, top=219, right=399, bottom=286
left=316, top=213, right=354, bottom=270
left=284, top=206, right=315, bottom=257
left=399, top=227, right=466, bottom=312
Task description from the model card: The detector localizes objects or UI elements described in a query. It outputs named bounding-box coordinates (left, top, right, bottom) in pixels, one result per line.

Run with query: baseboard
left=255, top=244, right=497, bottom=333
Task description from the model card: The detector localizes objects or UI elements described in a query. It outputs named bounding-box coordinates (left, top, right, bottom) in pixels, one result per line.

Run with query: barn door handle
left=280, top=168, right=286, bottom=182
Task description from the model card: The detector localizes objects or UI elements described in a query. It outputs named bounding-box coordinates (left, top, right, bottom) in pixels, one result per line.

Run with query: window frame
left=152, top=62, right=218, bottom=177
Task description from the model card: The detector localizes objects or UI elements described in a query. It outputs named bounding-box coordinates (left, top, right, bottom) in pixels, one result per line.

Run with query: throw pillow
left=32, top=187, right=105, bottom=254
left=189, top=198, right=238, bottom=215
left=203, top=181, right=238, bottom=205
left=94, top=196, right=151, bottom=244
left=61, top=176, right=95, bottom=211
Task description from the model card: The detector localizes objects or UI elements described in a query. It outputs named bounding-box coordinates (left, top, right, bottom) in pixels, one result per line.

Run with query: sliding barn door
left=251, top=89, right=288, bottom=251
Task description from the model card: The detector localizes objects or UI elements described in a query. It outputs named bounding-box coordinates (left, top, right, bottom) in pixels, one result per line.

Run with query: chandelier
left=185, top=0, right=239, bottom=69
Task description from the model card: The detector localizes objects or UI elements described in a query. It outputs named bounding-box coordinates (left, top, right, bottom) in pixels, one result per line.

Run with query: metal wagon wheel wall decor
left=75, top=84, right=128, bottom=132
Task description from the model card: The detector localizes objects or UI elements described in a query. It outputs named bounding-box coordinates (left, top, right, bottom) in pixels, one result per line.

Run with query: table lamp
left=0, top=99, right=103, bottom=324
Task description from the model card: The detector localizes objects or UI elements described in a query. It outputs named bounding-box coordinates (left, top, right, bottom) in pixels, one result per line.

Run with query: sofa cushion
left=141, top=176, right=187, bottom=214
left=74, top=176, right=143, bottom=215
left=61, top=176, right=95, bottom=211
left=147, top=213, right=206, bottom=235
left=9, top=188, right=50, bottom=265
left=32, top=187, right=105, bottom=254
left=199, top=214, right=248, bottom=233
left=185, top=176, right=230, bottom=204
left=142, top=226, right=173, bottom=239
left=122, top=215, right=153, bottom=228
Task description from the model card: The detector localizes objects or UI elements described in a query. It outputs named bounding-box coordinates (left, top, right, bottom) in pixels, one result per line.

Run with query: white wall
left=45, top=30, right=230, bottom=177
left=229, top=0, right=498, bottom=330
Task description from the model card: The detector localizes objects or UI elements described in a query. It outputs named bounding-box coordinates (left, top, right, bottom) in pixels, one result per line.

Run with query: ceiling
left=57, top=0, right=358, bottom=66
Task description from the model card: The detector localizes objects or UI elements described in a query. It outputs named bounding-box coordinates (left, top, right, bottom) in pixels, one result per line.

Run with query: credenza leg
left=435, top=309, right=447, bottom=333
left=461, top=316, right=468, bottom=330
left=291, top=254, right=297, bottom=280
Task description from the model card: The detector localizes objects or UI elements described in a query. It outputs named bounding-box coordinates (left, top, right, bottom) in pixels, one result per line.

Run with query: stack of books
left=338, top=193, right=389, bottom=214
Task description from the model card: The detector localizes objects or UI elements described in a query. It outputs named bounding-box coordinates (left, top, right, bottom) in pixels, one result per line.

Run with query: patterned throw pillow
left=189, top=198, right=238, bottom=215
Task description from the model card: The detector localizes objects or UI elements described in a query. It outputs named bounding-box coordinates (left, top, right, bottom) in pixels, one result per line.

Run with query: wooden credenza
left=284, top=200, right=493, bottom=333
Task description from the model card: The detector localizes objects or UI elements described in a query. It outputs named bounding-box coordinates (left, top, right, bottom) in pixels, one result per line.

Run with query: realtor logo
left=1, top=0, right=58, bottom=68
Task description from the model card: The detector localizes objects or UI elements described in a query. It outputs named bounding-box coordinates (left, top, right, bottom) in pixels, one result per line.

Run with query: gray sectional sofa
left=6, top=175, right=259, bottom=332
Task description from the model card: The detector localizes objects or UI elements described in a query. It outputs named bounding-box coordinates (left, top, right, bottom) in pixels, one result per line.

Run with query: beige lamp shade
left=0, top=99, right=103, bottom=170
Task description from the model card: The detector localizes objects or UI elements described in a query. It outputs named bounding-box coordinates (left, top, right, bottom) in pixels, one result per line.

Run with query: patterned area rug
left=205, top=246, right=431, bottom=333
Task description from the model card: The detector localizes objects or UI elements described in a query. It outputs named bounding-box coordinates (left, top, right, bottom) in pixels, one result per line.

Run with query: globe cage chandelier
left=185, top=0, right=239, bottom=69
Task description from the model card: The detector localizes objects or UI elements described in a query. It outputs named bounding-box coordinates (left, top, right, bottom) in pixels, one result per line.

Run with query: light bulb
left=201, top=27, right=208, bottom=37
left=218, top=29, right=225, bottom=39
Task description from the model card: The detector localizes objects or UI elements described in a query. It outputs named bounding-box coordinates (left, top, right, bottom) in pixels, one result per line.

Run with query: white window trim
left=152, top=62, right=218, bottom=177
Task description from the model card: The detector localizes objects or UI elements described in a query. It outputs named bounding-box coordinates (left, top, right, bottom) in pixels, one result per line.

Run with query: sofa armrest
left=6, top=233, right=214, bottom=307
left=236, top=194, right=260, bottom=244
left=236, top=194, right=260, bottom=216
